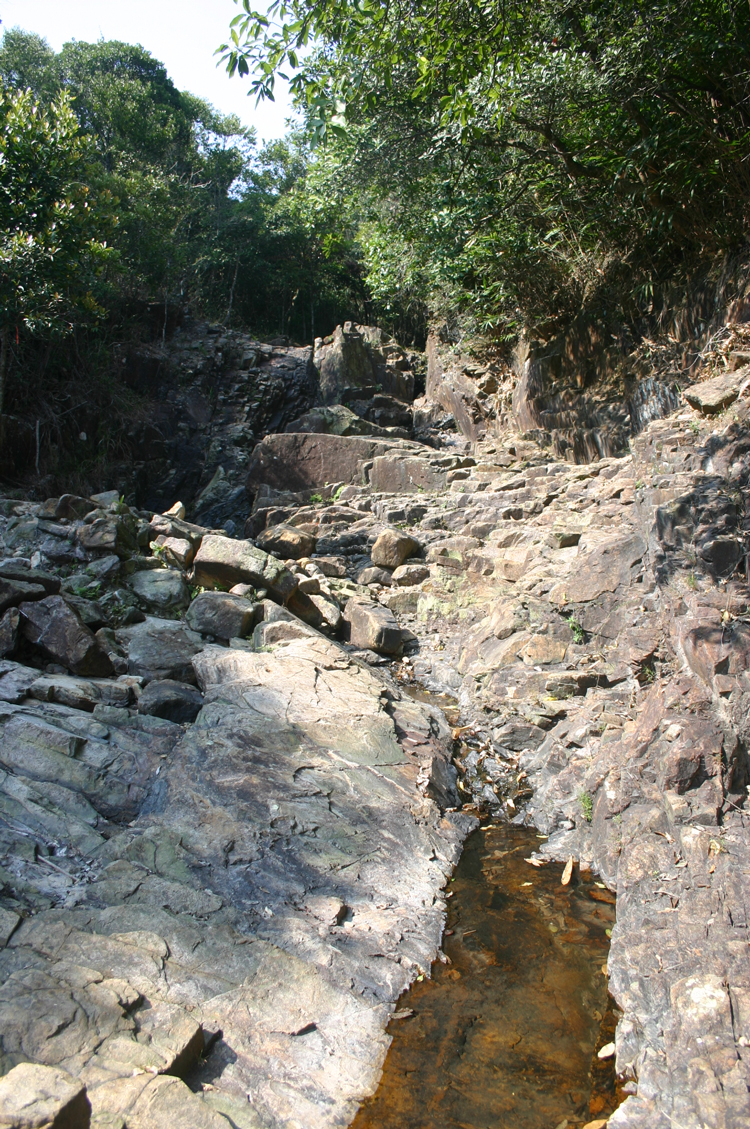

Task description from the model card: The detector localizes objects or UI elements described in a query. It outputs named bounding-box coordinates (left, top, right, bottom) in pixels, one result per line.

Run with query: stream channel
left=353, top=686, right=623, bottom=1129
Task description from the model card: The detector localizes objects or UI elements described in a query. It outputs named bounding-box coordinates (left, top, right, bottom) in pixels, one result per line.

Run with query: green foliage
left=223, top=0, right=750, bottom=337
left=566, top=616, right=585, bottom=645
left=578, top=790, right=594, bottom=823
left=0, top=86, right=113, bottom=408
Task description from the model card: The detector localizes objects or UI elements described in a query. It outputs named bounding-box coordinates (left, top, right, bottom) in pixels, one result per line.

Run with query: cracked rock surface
left=1, top=324, right=750, bottom=1127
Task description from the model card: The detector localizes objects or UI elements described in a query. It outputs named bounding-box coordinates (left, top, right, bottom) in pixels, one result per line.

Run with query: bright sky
left=0, top=0, right=296, bottom=142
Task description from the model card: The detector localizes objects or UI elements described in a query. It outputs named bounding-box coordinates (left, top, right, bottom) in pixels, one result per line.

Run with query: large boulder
left=369, top=455, right=448, bottom=494
left=256, top=523, right=316, bottom=560
left=246, top=433, right=420, bottom=494
left=138, top=679, right=204, bottom=724
left=120, top=617, right=205, bottom=684
left=0, top=578, right=47, bottom=615
left=185, top=592, right=257, bottom=639
left=314, top=322, right=415, bottom=405
left=344, top=599, right=404, bottom=655
left=128, top=568, right=191, bottom=611
left=19, top=596, right=114, bottom=677
left=0, top=562, right=61, bottom=595
left=192, top=535, right=298, bottom=602
left=0, top=1063, right=91, bottom=1129
left=684, top=366, right=749, bottom=414
left=371, top=529, right=421, bottom=569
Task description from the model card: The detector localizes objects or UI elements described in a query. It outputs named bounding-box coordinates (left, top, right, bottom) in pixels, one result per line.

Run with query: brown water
left=353, top=823, right=622, bottom=1129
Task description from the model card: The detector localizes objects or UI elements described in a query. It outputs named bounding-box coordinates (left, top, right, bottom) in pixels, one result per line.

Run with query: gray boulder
left=128, top=568, right=190, bottom=611
left=121, top=617, right=204, bottom=684
left=186, top=592, right=257, bottom=640
left=19, top=596, right=114, bottom=677
left=0, top=577, right=47, bottom=614
left=192, top=535, right=298, bottom=602
left=138, top=679, right=203, bottom=724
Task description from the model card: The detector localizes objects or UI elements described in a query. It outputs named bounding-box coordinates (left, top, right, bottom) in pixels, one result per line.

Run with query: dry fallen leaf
left=524, top=857, right=544, bottom=867
left=561, top=857, right=574, bottom=885
left=392, top=1009, right=414, bottom=1020
left=582, top=1120, right=609, bottom=1129
left=597, top=1041, right=616, bottom=1059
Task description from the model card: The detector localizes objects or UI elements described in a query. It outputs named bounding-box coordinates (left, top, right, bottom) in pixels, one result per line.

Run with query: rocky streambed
left=0, top=338, right=749, bottom=1128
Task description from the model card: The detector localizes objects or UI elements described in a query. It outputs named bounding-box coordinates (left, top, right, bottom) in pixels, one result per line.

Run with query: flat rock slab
left=0, top=630, right=471, bottom=1129
left=246, top=433, right=421, bottom=493
left=684, top=366, right=749, bottom=413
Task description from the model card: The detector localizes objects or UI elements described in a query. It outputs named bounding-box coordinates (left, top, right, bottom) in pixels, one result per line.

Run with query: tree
left=221, top=0, right=750, bottom=338
left=0, top=89, right=112, bottom=412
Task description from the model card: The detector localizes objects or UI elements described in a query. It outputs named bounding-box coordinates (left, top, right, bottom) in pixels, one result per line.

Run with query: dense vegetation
left=1, top=1, right=748, bottom=455
left=0, top=28, right=374, bottom=425
left=224, top=0, right=750, bottom=340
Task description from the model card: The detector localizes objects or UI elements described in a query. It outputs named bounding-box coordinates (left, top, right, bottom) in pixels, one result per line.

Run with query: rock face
left=314, top=323, right=416, bottom=405
left=4, top=322, right=750, bottom=1129
left=246, top=432, right=421, bottom=494
left=19, top=597, right=114, bottom=677
left=0, top=1063, right=91, bottom=1129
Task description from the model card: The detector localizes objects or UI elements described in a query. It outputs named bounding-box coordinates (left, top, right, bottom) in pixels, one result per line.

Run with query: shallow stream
left=352, top=818, right=622, bottom=1129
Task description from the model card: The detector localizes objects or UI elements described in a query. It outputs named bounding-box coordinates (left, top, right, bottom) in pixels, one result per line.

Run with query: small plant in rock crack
left=566, top=615, right=585, bottom=644
left=578, top=790, right=594, bottom=823
left=332, top=484, right=345, bottom=502
left=689, top=419, right=700, bottom=434
left=309, top=493, right=323, bottom=504
left=687, top=572, right=697, bottom=590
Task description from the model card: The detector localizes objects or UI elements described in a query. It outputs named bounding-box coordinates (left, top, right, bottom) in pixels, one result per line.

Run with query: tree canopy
left=222, top=0, right=750, bottom=337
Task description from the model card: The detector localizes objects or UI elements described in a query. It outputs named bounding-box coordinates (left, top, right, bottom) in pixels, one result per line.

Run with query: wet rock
left=0, top=1063, right=91, bottom=1128
left=371, top=529, right=421, bottom=569
left=137, top=679, right=203, bottom=723
left=192, top=534, right=298, bottom=603
left=344, top=599, right=404, bottom=655
left=256, top=523, right=316, bottom=560
left=19, top=596, right=114, bottom=677
left=128, top=569, right=190, bottom=612
left=120, top=617, right=204, bottom=684
left=185, top=591, right=256, bottom=640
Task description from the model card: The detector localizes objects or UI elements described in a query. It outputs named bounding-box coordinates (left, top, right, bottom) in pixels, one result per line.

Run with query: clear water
left=352, top=823, right=623, bottom=1129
